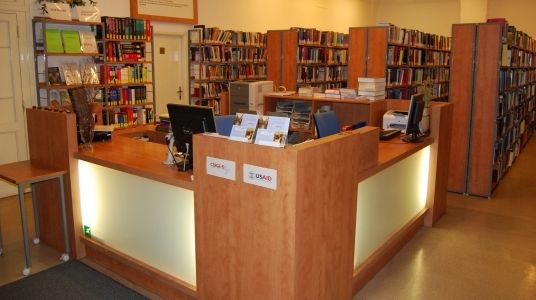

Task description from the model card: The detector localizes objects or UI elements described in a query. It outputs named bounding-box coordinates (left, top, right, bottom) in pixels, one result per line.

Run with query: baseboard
left=81, top=237, right=197, bottom=300
left=352, top=208, right=427, bottom=295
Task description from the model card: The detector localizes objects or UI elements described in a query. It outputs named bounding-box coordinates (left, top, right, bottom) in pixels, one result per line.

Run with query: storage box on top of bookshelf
left=348, top=24, right=451, bottom=101
left=32, top=17, right=105, bottom=108
left=188, top=26, right=267, bottom=114
left=266, top=28, right=349, bottom=92
left=96, top=16, right=156, bottom=129
left=448, top=22, right=536, bottom=197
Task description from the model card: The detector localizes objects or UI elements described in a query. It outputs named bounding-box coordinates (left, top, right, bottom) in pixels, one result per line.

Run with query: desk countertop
left=74, top=125, right=431, bottom=190
left=74, top=125, right=194, bottom=190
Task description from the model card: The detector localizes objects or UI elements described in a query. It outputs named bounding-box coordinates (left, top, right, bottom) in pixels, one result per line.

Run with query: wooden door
left=0, top=11, right=28, bottom=197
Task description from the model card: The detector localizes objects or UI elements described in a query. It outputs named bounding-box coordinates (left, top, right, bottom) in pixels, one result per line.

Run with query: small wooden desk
left=0, top=160, right=70, bottom=276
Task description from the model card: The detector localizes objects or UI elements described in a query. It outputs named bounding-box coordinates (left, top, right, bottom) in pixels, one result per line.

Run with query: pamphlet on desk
left=254, top=115, right=290, bottom=147
left=229, top=113, right=259, bottom=143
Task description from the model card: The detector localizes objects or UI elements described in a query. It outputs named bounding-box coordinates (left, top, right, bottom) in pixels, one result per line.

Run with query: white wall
left=373, top=0, right=460, bottom=36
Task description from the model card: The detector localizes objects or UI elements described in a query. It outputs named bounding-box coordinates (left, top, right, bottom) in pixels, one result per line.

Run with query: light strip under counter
left=354, top=146, right=430, bottom=267
left=78, top=160, right=197, bottom=286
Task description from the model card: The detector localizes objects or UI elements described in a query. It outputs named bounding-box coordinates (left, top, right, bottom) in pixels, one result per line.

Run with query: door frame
left=152, top=29, right=189, bottom=108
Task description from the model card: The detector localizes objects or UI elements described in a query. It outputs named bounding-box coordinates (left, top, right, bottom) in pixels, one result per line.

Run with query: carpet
left=0, top=260, right=148, bottom=299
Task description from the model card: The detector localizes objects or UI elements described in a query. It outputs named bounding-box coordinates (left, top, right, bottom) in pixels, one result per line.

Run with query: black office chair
left=313, top=110, right=341, bottom=138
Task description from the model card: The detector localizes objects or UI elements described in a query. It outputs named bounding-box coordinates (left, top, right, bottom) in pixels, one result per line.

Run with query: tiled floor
left=354, top=137, right=536, bottom=299
left=1, top=138, right=536, bottom=298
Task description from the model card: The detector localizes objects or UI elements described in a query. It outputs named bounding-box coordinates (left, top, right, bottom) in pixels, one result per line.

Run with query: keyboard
left=380, top=129, right=401, bottom=140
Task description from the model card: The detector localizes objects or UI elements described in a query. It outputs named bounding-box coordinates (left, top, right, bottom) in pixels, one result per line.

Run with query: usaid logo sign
left=243, top=164, right=277, bottom=190
left=206, top=157, right=236, bottom=181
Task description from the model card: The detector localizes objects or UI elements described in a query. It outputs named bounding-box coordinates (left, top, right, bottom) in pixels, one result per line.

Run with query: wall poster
left=130, top=0, right=198, bottom=24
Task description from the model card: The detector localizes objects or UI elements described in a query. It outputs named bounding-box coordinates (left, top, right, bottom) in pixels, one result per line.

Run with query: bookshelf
left=32, top=17, right=104, bottom=108
left=448, top=22, right=536, bottom=197
left=188, top=27, right=267, bottom=114
left=266, top=28, right=349, bottom=92
left=32, top=17, right=156, bottom=129
left=347, top=25, right=451, bottom=101
left=97, top=16, right=155, bottom=128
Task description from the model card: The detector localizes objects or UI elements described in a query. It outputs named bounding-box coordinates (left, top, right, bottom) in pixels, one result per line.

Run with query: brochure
left=229, top=113, right=259, bottom=143
left=254, top=115, right=290, bottom=147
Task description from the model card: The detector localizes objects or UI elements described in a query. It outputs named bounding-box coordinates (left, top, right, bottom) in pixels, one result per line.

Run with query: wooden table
left=0, top=160, right=70, bottom=276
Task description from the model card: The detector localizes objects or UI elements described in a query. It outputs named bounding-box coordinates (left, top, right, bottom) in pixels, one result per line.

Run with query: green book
left=45, top=29, right=64, bottom=53
left=62, top=30, right=82, bottom=53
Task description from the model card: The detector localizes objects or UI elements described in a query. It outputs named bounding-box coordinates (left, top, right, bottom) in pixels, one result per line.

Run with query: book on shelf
left=48, top=67, right=63, bottom=85
left=62, top=30, right=82, bottom=53
left=340, top=88, right=357, bottom=99
left=99, top=16, right=151, bottom=40
left=61, top=63, right=82, bottom=85
left=254, top=115, right=291, bottom=147
left=229, top=113, right=259, bottom=143
left=358, top=89, right=385, bottom=96
left=79, top=31, right=98, bottom=54
left=58, top=89, right=71, bottom=105
left=81, top=63, right=100, bottom=84
left=45, top=29, right=64, bottom=53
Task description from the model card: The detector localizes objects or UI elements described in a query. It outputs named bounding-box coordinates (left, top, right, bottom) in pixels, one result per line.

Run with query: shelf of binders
left=188, top=27, right=267, bottom=113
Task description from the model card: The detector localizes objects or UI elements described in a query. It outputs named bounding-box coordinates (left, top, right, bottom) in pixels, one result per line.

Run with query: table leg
left=58, top=176, right=70, bottom=262
left=31, top=183, right=41, bottom=244
left=18, top=184, right=31, bottom=276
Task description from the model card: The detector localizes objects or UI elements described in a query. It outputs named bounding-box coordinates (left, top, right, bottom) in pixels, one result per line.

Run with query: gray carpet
left=0, top=260, right=148, bottom=299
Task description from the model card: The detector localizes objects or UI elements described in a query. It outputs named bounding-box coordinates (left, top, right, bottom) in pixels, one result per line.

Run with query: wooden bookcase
left=266, top=28, right=348, bottom=92
left=347, top=25, right=451, bottom=101
left=32, top=17, right=156, bottom=129
left=98, top=17, right=156, bottom=128
left=448, top=22, right=536, bottom=197
left=188, top=27, right=267, bottom=114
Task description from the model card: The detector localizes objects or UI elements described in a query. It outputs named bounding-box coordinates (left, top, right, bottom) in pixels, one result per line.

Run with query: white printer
left=383, top=110, right=409, bottom=133
left=383, top=109, right=430, bottom=134
left=229, top=81, right=273, bottom=114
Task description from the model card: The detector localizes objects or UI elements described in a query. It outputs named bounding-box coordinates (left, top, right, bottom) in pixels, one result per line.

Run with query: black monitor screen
left=167, top=104, right=217, bottom=170
left=404, top=93, right=425, bottom=143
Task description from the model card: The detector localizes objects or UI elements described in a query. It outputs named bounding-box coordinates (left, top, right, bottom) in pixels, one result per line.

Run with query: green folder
left=45, top=29, right=64, bottom=53
left=62, top=30, right=82, bottom=53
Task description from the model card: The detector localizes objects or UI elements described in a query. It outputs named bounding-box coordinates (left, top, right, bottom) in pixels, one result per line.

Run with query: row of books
left=45, top=29, right=97, bottom=54
left=387, top=67, right=450, bottom=87
left=101, top=42, right=145, bottom=62
left=191, top=82, right=227, bottom=99
left=100, top=65, right=150, bottom=84
left=501, top=44, right=535, bottom=68
left=296, top=82, right=347, bottom=90
left=293, top=27, right=349, bottom=47
left=497, top=86, right=536, bottom=117
left=297, top=47, right=348, bottom=64
left=98, top=16, right=151, bottom=40
left=190, top=27, right=266, bottom=46
left=387, top=24, right=451, bottom=50
left=190, top=64, right=267, bottom=80
left=499, top=69, right=536, bottom=91
left=387, top=45, right=450, bottom=66
left=189, top=46, right=266, bottom=63
left=297, top=66, right=348, bottom=83
left=102, top=106, right=152, bottom=128
left=105, top=86, right=148, bottom=106
left=505, top=25, right=536, bottom=52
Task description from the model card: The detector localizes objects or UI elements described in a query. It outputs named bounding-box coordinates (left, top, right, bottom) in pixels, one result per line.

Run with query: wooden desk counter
left=73, top=126, right=194, bottom=190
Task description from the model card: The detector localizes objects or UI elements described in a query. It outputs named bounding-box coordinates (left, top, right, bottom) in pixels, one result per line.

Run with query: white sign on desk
left=206, top=156, right=236, bottom=181
left=243, top=164, right=277, bottom=190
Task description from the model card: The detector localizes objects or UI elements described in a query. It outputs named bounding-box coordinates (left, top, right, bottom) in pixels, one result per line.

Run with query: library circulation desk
left=63, top=100, right=453, bottom=299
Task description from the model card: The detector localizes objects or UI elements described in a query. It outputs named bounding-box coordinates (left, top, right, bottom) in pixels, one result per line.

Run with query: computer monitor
left=167, top=103, right=217, bottom=171
left=403, top=93, right=425, bottom=143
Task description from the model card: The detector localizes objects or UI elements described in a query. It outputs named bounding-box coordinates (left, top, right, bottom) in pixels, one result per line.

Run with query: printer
left=383, top=110, right=430, bottom=134
left=229, top=80, right=273, bottom=114
left=383, top=110, right=408, bottom=133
